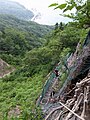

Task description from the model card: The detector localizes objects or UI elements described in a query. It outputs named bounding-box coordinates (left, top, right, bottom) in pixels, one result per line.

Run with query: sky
left=10, top=0, right=72, bottom=25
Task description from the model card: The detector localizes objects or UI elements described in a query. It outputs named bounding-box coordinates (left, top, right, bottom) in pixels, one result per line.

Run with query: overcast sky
left=10, top=0, right=71, bottom=25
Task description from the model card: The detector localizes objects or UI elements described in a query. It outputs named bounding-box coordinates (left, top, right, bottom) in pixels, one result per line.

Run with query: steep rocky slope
left=38, top=31, right=90, bottom=120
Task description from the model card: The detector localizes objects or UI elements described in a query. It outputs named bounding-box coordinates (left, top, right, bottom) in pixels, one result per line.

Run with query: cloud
left=10, top=0, right=71, bottom=25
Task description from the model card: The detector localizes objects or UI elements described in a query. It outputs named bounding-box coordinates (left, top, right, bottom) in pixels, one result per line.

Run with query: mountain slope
left=0, top=14, right=53, bottom=65
left=0, top=14, right=53, bottom=38
left=0, top=20, right=88, bottom=119
left=0, top=0, right=34, bottom=20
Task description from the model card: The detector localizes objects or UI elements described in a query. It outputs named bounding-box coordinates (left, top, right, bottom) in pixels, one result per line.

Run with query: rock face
left=0, top=58, right=14, bottom=78
left=39, top=31, right=90, bottom=120
left=0, top=0, right=34, bottom=20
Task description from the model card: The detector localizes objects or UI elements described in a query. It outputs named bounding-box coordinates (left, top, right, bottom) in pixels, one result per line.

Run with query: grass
left=0, top=74, right=44, bottom=119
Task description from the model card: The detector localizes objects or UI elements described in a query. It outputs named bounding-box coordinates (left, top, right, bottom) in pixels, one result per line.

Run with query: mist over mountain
left=0, top=0, right=34, bottom=20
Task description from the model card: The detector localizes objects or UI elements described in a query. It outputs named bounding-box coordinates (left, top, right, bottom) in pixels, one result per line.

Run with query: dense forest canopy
left=0, top=15, right=53, bottom=65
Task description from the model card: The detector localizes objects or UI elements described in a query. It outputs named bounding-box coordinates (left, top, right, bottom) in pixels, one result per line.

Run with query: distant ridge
left=0, top=0, right=34, bottom=20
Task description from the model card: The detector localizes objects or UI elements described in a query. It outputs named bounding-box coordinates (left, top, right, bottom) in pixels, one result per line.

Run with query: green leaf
left=49, top=3, right=58, bottom=7
left=76, top=6, right=82, bottom=10
left=55, top=3, right=67, bottom=10
left=63, top=5, right=74, bottom=12
left=63, top=14, right=75, bottom=19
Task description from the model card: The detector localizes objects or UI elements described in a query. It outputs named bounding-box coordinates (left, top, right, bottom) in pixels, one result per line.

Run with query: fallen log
left=58, top=101, right=85, bottom=120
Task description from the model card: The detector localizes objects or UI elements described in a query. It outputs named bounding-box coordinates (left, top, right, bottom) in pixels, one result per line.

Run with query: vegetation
left=0, top=15, right=53, bottom=65
left=0, top=0, right=90, bottom=119
left=49, top=0, right=90, bottom=28
left=0, top=21, right=87, bottom=119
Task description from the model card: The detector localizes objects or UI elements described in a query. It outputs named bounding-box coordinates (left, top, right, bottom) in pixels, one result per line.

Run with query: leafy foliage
left=49, top=0, right=90, bottom=28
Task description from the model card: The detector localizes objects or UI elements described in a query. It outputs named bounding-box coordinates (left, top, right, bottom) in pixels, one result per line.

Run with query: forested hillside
left=0, top=15, right=53, bottom=65
left=0, top=0, right=34, bottom=20
left=0, top=0, right=90, bottom=119
left=0, top=20, right=88, bottom=119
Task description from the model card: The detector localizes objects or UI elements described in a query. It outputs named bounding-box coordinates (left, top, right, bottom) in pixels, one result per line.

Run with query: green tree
left=55, top=22, right=58, bottom=30
left=49, top=0, right=90, bottom=28
left=59, top=22, right=64, bottom=30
